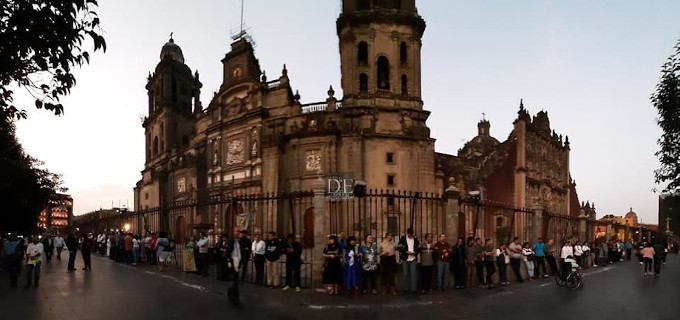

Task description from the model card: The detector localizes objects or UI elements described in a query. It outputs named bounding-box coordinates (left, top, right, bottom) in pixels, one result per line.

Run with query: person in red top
left=81, top=234, right=93, bottom=270
left=433, top=233, right=452, bottom=291
left=150, top=233, right=158, bottom=265
left=124, top=233, right=133, bottom=264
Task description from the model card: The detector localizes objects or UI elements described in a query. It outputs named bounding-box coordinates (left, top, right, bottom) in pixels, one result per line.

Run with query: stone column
left=443, top=178, right=460, bottom=241
left=312, top=173, right=326, bottom=290
left=533, top=206, right=544, bottom=242
left=606, top=223, right=612, bottom=241
left=578, top=209, right=587, bottom=243
left=624, top=224, right=630, bottom=242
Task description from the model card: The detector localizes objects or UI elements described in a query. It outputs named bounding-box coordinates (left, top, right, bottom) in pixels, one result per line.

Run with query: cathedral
left=133, top=0, right=588, bottom=244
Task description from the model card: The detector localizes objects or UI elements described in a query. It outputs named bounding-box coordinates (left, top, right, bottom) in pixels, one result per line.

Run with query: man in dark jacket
left=41, top=235, right=54, bottom=263
left=238, top=230, right=251, bottom=282
left=265, top=232, right=282, bottom=288
left=282, top=233, right=302, bottom=292
left=66, top=233, right=78, bottom=271
left=397, top=228, right=420, bottom=294
left=225, top=227, right=243, bottom=309
left=452, top=237, right=466, bottom=289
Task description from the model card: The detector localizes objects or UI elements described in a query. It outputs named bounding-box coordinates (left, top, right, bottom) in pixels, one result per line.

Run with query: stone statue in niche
left=251, top=140, right=258, bottom=157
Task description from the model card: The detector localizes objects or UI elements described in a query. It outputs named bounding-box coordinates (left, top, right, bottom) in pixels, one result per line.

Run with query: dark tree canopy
left=652, top=40, right=680, bottom=194
left=0, top=0, right=106, bottom=119
left=0, top=0, right=105, bottom=233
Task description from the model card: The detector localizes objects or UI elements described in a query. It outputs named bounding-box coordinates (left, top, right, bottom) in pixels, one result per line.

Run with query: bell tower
left=337, top=0, right=425, bottom=109
left=143, top=35, right=202, bottom=165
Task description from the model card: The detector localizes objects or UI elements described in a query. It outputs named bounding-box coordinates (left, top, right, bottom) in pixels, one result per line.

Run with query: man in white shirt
left=54, top=234, right=65, bottom=261
left=574, top=242, right=583, bottom=268
left=397, top=228, right=420, bottom=294
left=197, top=232, right=210, bottom=276
left=25, top=236, right=44, bottom=288
left=251, top=233, right=266, bottom=286
left=560, top=240, right=574, bottom=280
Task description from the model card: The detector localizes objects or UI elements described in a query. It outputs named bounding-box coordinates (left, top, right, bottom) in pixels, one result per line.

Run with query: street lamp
left=124, top=224, right=130, bottom=232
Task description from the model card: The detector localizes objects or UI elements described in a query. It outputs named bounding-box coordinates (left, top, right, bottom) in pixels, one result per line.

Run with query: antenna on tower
left=230, top=0, right=256, bottom=47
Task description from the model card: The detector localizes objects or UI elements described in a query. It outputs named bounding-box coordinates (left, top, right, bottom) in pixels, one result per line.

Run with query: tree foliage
left=652, top=40, right=680, bottom=194
left=0, top=0, right=106, bottom=119
left=0, top=0, right=105, bottom=233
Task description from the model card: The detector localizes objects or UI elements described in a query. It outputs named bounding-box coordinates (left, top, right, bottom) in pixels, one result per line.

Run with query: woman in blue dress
left=341, top=235, right=361, bottom=294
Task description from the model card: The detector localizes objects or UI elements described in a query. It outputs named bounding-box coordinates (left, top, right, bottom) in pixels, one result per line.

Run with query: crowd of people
left=2, top=227, right=676, bottom=300
left=0, top=232, right=95, bottom=288
left=317, top=229, right=678, bottom=296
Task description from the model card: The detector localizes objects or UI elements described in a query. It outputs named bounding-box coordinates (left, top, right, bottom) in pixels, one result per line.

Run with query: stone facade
left=134, top=0, right=437, bottom=238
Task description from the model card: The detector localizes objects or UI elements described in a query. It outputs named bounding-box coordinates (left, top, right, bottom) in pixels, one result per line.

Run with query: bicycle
left=555, top=267, right=583, bottom=290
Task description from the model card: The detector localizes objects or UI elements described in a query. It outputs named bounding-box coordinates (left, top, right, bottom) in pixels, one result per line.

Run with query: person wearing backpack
left=4, top=234, right=22, bottom=288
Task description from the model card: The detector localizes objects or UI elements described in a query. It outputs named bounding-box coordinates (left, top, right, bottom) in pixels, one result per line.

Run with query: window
left=153, top=136, right=159, bottom=156
left=358, top=41, right=368, bottom=65
left=401, top=75, right=407, bottom=96
left=377, top=56, right=390, bottom=90
left=400, top=42, right=407, bottom=65
left=145, top=193, right=149, bottom=200
left=387, top=174, right=395, bottom=186
left=386, top=152, right=394, bottom=164
left=359, top=73, right=368, bottom=91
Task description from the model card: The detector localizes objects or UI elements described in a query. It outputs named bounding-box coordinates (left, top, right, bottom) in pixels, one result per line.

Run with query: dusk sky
left=13, top=0, right=680, bottom=224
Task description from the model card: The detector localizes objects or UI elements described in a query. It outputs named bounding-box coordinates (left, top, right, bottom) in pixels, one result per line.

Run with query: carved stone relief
left=306, top=149, right=321, bottom=172
left=227, top=138, right=245, bottom=165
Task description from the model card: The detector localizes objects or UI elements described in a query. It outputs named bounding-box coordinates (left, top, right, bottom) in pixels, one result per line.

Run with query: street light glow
left=124, top=224, right=130, bottom=231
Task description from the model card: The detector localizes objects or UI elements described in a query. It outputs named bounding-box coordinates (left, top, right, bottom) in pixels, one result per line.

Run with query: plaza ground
left=1, top=253, right=678, bottom=320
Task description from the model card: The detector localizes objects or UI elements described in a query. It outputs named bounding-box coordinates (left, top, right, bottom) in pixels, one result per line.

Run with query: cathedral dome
left=625, top=207, right=637, bottom=219
left=160, top=37, right=184, bottom=64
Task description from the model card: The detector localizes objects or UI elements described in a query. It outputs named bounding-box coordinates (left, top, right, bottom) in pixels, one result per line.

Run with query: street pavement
left=1, top=253, right=678, bottom=320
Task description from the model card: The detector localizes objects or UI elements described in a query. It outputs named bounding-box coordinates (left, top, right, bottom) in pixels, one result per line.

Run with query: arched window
left=358, top=41, right=368, bottom=65
left=400, top=42, right=407, bottom=65
left=400, top=74, right=407, bottom=96
left=377, top=56, right=390, bottom=90
left=359, top=73, right=368, bottom=91
left=153, top=136, right=159, bottom=156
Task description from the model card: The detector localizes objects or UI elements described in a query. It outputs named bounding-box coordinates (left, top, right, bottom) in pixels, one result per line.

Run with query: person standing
left=433, top=233, right=451, bottom=292
left=482, top=239, right=496, bottom=288
left=473, top=238, right=485, bottom=287
left=641, top=243, right=654, bottom=276
left=66, top=233, right=78, bottom=271
left=496, top=243, right=509, bottom=285
left=25, top=236, right=44, bottom=288
left=124, top=233, right=133, bottom=264
left=560, top=240, right=574, bottom=280
left=625, top=240, right=633, bottom=261
left=54, top=234, right=65, bottom=261
left=251, top=233, right=266, bottom=286
left=282, top=233, right=302, bottom=293
left=117, top=231, right=125, bottom=263
left=183, top=235, right=197, bottom=272
left=197, top=232, right=209, bottom=276
left=214, top=235, right=226, bottom=279
left=544, top=239, right=558, bottom=276
left=522, top=242, right=535, bottom=280
left=581, top=242, right=590, bottom=268
left=359, top=234, right=379, bottom=295
left=452, top=237, right=466, bottom=289
left=239, top=231, right=252, bottom=282
left=41, top=234, right=53, bottom=263
left=465, top=237, right=477, bottom=288
left=226, top=227, right=243, bottom=309
left=4, top=235, right=22, bottom=288
left=97, top=232, right=106, bottom=255
left=378, top=233, right=398, bottom=295
left=265, top=232, right=282, bottom=288
left=322, top=235, right=342, bottom=295
left=574, top=241, right=583, bottom=269
left=156, top=232, right=170, bottom=272
left=142, top=232, right=152, bottom=264
left=419, top=233, right=435, bottom=294
left=81, top=234, right=93, bottom=270
left=342, top=235, right=361, bottom=295
left=397, top=228, right=419, bottom=294
left=533, top=238, right=547, bottom=278
left=653, top=242, right=663, bottom=276
left=508, top=237, right=524, bottom=283
left=132, top=235, right=140, bottom=265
